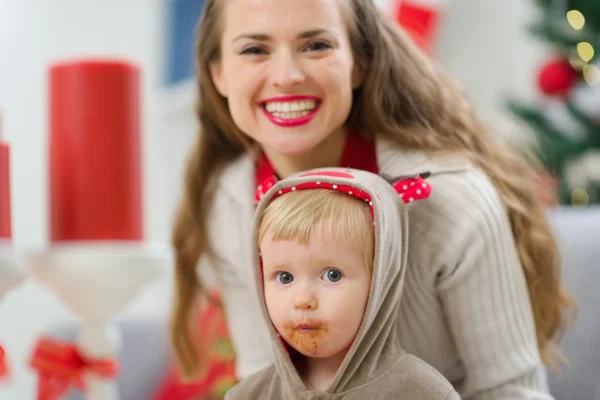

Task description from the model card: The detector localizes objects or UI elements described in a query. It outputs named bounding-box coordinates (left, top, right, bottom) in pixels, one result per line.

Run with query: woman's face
left=210, top=0, right=363, bottom=157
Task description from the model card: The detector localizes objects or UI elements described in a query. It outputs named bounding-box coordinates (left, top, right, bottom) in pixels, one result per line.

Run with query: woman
left=170, top=0, right=575, bottom=398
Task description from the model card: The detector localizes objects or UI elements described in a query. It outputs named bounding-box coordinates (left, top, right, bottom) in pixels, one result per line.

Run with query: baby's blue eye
left=276, top=271, right=294, bottom=284
left=322, top=268, right=343, bottom=283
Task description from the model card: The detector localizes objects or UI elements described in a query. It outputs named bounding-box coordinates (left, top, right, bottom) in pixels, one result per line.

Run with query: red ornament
left=537, top=59, right=579, bottom=97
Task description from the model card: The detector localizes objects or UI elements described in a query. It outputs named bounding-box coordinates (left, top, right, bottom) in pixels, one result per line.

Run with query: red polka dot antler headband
left=255, top=170, right=432, bottom=206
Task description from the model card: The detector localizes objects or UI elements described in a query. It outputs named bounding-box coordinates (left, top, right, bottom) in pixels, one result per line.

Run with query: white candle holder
left=24, top=241, right=171, bottom=400
left=0, top=240, right=23, bottom=303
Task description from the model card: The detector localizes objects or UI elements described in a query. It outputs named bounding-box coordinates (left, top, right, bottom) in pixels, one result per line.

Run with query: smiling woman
left=208, top=0, right=362, bottom=171
left=170, top=0, right=574, bottom=399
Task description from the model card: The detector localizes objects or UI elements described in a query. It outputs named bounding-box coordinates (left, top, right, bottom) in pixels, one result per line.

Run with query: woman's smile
left=260, top=95, right=322, bottom=127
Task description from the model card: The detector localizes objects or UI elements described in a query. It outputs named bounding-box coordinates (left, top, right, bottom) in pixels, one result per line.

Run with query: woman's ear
left=210, top=61, right=228, bottom=97
left=351, top=61, right=367, bottom=89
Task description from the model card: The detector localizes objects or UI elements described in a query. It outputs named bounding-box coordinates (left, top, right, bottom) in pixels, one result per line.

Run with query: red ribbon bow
left=0, top=344, right=8, bottom=380
left=29, top=337, right=119, bottom=400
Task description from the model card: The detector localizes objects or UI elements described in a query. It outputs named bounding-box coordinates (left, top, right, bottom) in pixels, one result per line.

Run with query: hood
left=251, top=167, right=415, bottom=396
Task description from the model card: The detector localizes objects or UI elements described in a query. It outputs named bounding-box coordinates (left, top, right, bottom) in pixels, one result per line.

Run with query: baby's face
left=260, top=223, right=371, bottom=360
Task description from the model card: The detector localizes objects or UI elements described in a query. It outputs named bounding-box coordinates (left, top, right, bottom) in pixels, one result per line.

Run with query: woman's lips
left=259, top=96, right=322, bottom=128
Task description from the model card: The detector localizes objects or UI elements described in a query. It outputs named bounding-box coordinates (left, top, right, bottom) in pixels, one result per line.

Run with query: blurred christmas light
left=566, top=10, right=585, bottom=30
left=576, top=42, right=594, bottom=62
left=583, top=64, right=600, bottom=85
left=571, top=188, right=590, bottom=208
left=568, top=52, right=587, bottom=70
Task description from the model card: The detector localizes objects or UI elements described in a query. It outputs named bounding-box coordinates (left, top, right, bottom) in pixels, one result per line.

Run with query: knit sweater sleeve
left=415, top=167, right=554, bottom=400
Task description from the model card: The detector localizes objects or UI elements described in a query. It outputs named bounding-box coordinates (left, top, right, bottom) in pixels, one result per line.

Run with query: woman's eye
left=276, top=271, right=294, bottom=284
left=322, top=268, right=343, bottom=283
left=241, top=46, right=266, bottom=55
left=304, top=41, right=332, bottom=52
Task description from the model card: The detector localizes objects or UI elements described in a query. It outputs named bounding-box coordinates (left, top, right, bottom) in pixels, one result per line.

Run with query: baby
left=225, top=168, right=460, bottom=399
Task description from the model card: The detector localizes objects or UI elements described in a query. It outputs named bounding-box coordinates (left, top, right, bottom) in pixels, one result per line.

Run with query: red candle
left=0, top=140, right=11, bottom=240
left=49, top=60, right=143, bottom=242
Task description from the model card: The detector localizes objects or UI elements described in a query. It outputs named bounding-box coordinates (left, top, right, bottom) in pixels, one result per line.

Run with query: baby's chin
left=292, top=346, right=341, bottom=359
left=284, top=337, right=349, bottom=360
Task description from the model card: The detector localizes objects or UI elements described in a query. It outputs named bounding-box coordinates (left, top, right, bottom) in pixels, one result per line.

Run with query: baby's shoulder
left=383, top=353, right=460, bottom=399
left=225, top=365, right=282, bottom=400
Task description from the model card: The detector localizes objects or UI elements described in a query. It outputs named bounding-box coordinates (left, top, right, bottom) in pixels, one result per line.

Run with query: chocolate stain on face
left=283, top=319, right=330, bottom=356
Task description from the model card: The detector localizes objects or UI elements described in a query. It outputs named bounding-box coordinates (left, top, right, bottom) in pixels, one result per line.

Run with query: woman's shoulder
left=376, top=136, right=503, bottom=220
left=214, top=151, right=256, bottom=206
left=377, top=137, right=512, bottom=259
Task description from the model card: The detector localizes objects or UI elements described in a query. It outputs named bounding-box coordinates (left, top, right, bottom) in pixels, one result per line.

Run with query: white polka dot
left=333, top=184, right=337, bottom=189
left=416, top=189, right=422, bottom=195
left=422, top=183, right=427, bottom=188
left=403, top=185, right=408, bottom=190
left=348, top=191, right=353, bottom=195
left=369, top=201, right=373, bottom=206
left=410, top=182, right=415, bottom=186
left=267, top=182, right=273, bottom=188
left=279, top=190, right=283, bottom=195
left=409, top=197, right=414, bottom=202
left=316, top=182, right=321, bottom=185
left=259, top=193, right=263, bottom=199
left=291, top=187, right=296, bottom=191
left=258, top=185, right=263, bottom=191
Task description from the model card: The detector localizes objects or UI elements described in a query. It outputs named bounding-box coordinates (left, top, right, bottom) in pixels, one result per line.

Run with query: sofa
left=50, top=206, right=600, bottom=400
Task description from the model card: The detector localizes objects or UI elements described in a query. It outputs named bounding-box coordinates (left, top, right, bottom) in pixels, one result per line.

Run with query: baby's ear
left=387, top=173, right=432, bottom=204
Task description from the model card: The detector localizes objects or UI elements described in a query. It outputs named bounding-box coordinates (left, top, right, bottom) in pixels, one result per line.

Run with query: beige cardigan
left=198, top=137, right=554, bottom=399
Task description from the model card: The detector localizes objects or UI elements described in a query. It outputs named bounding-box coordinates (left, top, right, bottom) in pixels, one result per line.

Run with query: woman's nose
left=270, top=50, right=305, bottom=90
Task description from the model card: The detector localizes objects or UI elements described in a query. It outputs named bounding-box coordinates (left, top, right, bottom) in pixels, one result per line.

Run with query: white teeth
left=264, top=100, right=317, bottom=114
left=270, top=110, right=312, bottom=119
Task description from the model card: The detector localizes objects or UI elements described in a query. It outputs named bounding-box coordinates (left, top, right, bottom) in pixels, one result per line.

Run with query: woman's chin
left=261, top=137, right=323, bottom=158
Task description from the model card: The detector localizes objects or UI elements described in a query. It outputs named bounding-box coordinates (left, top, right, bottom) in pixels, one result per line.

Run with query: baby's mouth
left=296, top=322, right=323, bottom=333
left=291, top=319, right=327, bottom=333
left=284, top=320, right=329, bottom=354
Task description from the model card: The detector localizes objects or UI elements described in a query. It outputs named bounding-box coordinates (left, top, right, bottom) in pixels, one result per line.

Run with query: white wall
left=0, top=0, right=546, bottom=398
left=0, top=1, right=173, bottom=398
left=435, top=0, right=548, bottom=144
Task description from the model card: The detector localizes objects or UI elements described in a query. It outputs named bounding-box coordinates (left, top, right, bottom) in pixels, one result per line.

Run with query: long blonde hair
left=170, top=0, right=575, bottom=378
left=258, top=189, right=375, bottom=273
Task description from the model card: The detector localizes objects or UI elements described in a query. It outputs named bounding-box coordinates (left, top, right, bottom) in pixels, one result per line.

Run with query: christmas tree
left=507, top=0, right=600, bottom=206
